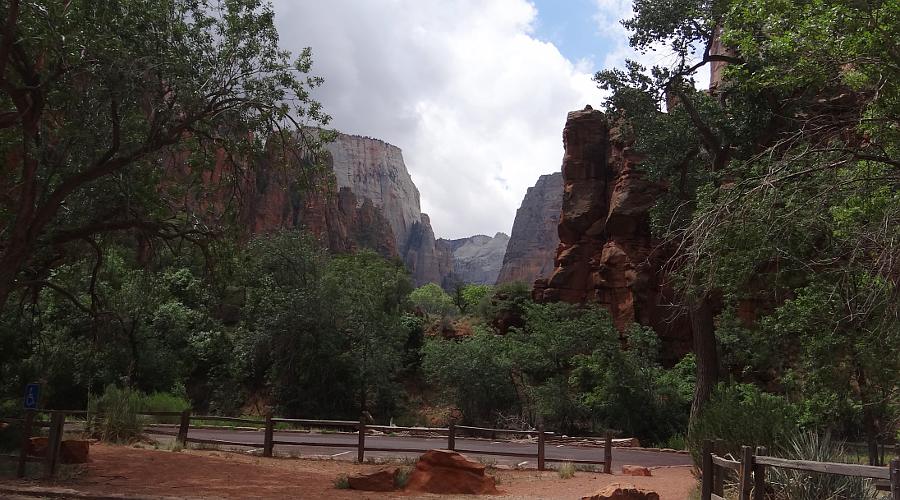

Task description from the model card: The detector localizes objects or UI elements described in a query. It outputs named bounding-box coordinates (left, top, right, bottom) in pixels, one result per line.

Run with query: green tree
left=322, top=251, right=412, bottom=415
left=0, top=0, right=330, bottom=312
left=594, top=0, right=900, bottom=446
left=421, top=327, right=518, bottom=424
left=409, top=283, right=454, bottom=319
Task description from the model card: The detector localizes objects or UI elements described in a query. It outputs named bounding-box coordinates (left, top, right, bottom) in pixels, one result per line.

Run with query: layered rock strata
left=496, top=172, right=562, bottom=285
left=534, top=106, right=691, bottom=357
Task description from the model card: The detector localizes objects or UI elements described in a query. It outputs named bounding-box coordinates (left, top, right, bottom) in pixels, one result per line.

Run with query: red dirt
left=1, top=444, right=697, bottom=499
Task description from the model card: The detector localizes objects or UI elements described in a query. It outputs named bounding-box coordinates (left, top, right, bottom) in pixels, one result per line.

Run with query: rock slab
left=405, top=449, right=499, bottom=495
left=348, top=468, right=398, bottom=491
left=582, top=483, right=660, bottom=500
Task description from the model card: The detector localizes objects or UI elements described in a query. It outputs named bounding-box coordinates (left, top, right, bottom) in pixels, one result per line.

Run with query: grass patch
left=334, top=474, right=350, bottom=489
left=557, top=461, right=576, bottom=479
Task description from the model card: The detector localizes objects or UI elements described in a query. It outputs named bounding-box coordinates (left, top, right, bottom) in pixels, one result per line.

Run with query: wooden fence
left=2, top=410, right=613, bottom=477
left=700, top=439, right=900, bottom=500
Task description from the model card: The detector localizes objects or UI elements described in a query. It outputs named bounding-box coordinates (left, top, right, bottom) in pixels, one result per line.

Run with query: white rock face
left=325, top=134, right=422, bottom=251
left=438, top=233, right=511, bottom=285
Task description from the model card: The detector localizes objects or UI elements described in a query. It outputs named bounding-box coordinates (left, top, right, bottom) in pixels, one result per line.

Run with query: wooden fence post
left=44, top=412, right=64, bottom=478
left=357, top=415, right=366, bottom=463
left=889, top=458, right=899, bottom=500
left=177, top=409, right=190, bottom=446
left=263, top=413, right=274, bottom=458
left=701, top=440, right=713, bottom=500
left=16, top=409, right=34, bottom=478
left=447, top=423, right=455, bottom=451
left=753, top=446, right=767, bottom=500
left=537, top=424, right=545, bottom=471
left=738, top=446, right=753, bottom=500
left=604, top=430, right=613, bottom=474
left=713, top=439, right=725, bottom=496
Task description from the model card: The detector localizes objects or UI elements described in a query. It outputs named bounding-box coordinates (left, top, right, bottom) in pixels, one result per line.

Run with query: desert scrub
left=768, top=432, right=879, bottom=500
left=87, top=385, right=144, bottom=443
left=334, top=475, right=350, bottom=489
left=557, top=462, right=576, bottom=479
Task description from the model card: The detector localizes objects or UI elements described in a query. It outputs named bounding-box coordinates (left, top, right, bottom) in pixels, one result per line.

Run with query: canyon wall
left=233, top=131, right=459, bottom=287
left=533, top=106, right=691, bottom=358
left=438, top=233, right=510, bottom=286
left=496, top=172, right=562, bottom=285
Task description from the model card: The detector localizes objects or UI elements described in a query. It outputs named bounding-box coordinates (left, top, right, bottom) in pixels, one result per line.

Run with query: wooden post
left=752, top=446, right=767, bottom=500
left=16, top=410, right=34, bottom=478
left=738, top=446, right=753, bottom=500
left=357, top=415, right=366, bottom=463
left=604, top=430, right=613, bottom=474
left=177, top=409, right=190, bottom=446
left=713, top=439, right=725, bottom=496
left=537, top=424, right=545, bottom=471
left=889, top=458, right=899, bottom=500
left=263, top=413, right=274, bottom=458
left=44, top=412, right=64, bottom=478
left=701, top=440, right=713, bottom=500
left=447, top=423, right=455, bottom=451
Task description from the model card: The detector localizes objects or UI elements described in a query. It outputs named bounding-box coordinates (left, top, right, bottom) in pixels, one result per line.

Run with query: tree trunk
left=689, top=294, right=718, bottom=425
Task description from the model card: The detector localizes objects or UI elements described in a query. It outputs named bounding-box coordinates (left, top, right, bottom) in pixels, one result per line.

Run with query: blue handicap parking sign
left=24, top=383, right=40, bottom=410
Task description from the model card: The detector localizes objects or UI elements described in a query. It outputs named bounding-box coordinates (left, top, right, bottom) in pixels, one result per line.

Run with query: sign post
left=24, top=383, right=40, bottom=410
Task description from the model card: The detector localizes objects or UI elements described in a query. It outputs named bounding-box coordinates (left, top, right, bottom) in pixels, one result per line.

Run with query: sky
left=271, top=0, right=662, bottom=239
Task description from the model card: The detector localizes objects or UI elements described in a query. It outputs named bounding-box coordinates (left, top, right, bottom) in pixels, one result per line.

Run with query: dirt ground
left=1, top=443, right=698, bottom=499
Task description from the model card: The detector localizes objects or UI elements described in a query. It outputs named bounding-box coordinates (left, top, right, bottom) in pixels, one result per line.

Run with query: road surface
left=147, top=426, right=692, bottom=470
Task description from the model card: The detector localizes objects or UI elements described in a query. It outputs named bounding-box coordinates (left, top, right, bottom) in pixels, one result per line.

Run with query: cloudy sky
left=271, top=0, right=669, bottom=239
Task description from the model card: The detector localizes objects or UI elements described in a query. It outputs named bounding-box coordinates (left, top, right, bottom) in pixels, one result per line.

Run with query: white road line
left=330, top=451, right=351, bottom=458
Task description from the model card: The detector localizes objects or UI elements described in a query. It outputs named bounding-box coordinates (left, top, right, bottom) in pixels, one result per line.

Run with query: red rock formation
left=497, top=172, right=563, bottom=285
left=535, top=106, right=691, bottom=358
left=404, top=449, right=499, bottom=495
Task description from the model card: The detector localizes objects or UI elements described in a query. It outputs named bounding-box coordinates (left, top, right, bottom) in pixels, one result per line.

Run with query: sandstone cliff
left=437, top=233, right=510, bottom=286
left=496, top=172, right=562, bottom=285
left=235, top=132, right=449, bottom=286
left=534, top=106, right=691, bottom=358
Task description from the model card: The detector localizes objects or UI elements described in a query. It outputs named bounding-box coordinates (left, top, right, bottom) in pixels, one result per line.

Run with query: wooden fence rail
left=700, top=439, right=900, bottom=500
left=3, top=409, right=613, bottom=476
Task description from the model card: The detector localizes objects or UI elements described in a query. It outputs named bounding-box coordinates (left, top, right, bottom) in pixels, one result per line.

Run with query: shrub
left=769, top=432, right=879, bottom=500
left=333, top=475, right=350, bottom=489
left=687, top=383, right=798, bottom=463
left=87, top=384, right=145, bottom=443
left=557, top=462, right=576, bottom=479
left=394, top=466, right=412, bottom=488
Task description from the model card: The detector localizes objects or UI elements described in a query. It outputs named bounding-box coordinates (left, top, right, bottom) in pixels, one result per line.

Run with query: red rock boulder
left=26, top=438, right=90, bottom=463
left=582, top=483, right=660, bottom=500
left=60, top=440, right=90, bottom=464
left=621, top=465, right=652, bottom=477
left=348, top=468, right=398, bottom=492
left=405, top=449, right=499, bottom=495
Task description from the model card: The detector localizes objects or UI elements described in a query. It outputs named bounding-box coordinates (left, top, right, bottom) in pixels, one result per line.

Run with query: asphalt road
left=146, top=426, right=692, bottom=470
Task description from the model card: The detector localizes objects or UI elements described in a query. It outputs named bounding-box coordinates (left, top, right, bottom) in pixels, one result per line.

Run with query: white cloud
left=271, top=0, right=597, bottom=239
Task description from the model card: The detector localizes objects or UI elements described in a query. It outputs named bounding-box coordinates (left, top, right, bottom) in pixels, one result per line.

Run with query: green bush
left=687, top=383, right=798, bottom=463
left=557, top=462, right=576, bottom=479
left=88, top=384, right=145, bottom=443
left=421, top=328, right=518, bottom=424
left=769, top=432, right=879, bottom=500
